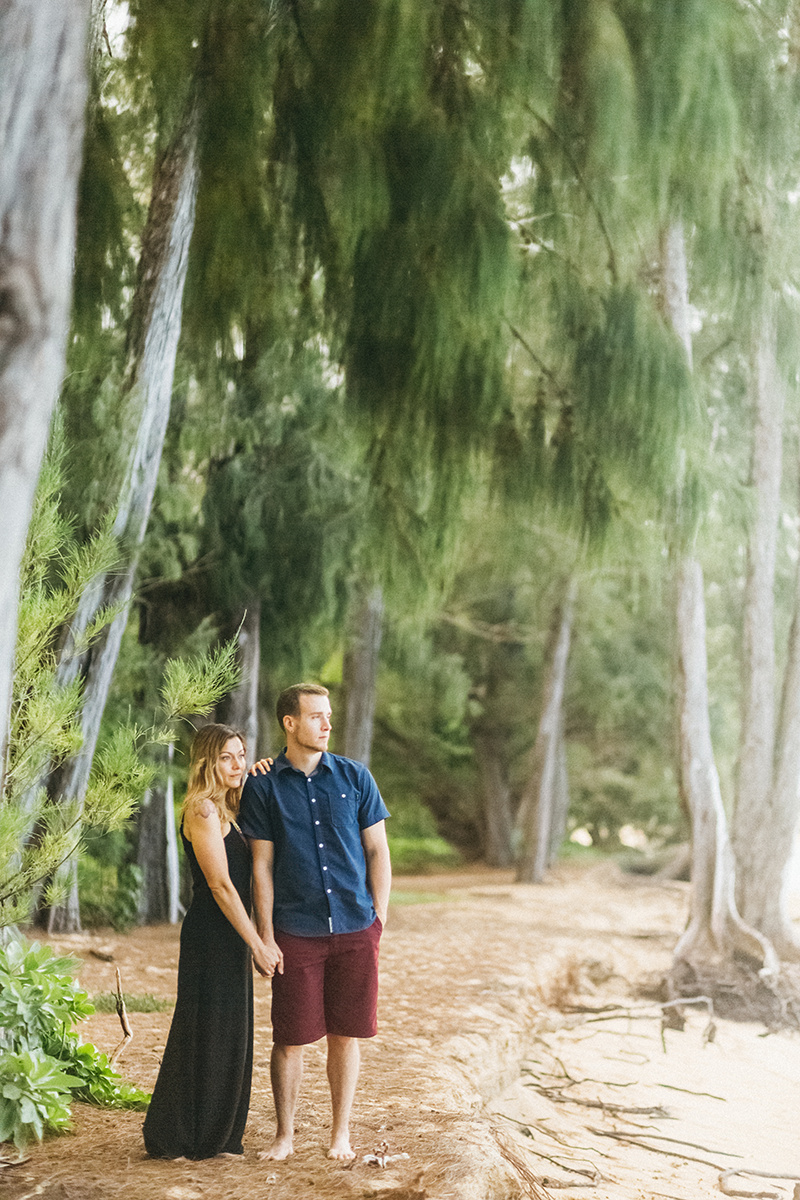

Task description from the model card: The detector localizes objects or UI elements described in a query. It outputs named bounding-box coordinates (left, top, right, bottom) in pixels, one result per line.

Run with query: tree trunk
left=671, top=558, right=777, bottom=976
left=0, top=1, right=90, bottom=760
left=745, top=524, right=800, bottom=958
left=473, top=730, right=514, bottom=867
left=548, top=717, right=570, bottom=867
left=730, top=303, right=800, bottom=956
left=136, top=786, right=169, bottom=924
left=137, top=746, right=181, bottom=925
left=341, top=585, right=384, bottom=767
left=47, top=100, right=200, bottom=932
left=660, top=222, right=778, bottom=983
left=516, top=579, right=576, bottom=884
left=217, top=601, right=261, bottom=758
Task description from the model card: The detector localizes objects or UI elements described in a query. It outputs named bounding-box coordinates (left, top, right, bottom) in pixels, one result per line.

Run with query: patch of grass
left=388, top=834, right=461, bottom=875
left=90, top=992, right=172, bottom=1014
left=557, top=840, right=605, bottom=861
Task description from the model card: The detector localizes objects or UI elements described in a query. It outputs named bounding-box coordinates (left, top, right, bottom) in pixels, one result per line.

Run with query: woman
left=143, top=724, right=276, bottom=1160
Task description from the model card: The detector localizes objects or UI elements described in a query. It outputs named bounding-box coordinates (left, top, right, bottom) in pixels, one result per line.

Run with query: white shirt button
left=318, top=843, right=324, bottom=848
left=326, top=888, right=331, bottom=894
left=323, top=866, right=328, bottom=871
left=315, top=820, right=320, bottom=825
left=311, top=798, right=316, bottom=803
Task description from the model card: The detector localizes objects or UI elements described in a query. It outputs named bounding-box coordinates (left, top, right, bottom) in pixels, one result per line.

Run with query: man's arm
left=250, top=838, right=284, bottom=974
left=361, top=820, right=391, bottom=926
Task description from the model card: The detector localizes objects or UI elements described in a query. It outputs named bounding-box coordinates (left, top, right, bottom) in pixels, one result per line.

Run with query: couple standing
left=142, top=682, right=392, bottom=1162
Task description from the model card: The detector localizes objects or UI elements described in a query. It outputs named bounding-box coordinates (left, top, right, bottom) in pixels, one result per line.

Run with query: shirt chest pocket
left=326, top=790, right=360, bottom=829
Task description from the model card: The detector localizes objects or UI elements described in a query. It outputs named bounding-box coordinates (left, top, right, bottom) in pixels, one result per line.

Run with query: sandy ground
left=4, top=861, right=800, bottom=1200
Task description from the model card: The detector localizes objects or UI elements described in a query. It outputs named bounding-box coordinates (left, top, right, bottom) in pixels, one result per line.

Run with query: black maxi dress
left=142, top=824, right=254, bottom=1159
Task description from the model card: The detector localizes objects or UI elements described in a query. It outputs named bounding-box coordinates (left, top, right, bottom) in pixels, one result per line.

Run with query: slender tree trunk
left=137, top=786, right=169, bottom=924
left=341, top=585, right=384, bottom=767
left=473, top=731, right=514, bottom=867
left=137, top=745, right=181, bottom=925
left=217, top=602, right=261, bottom=758
left=47, top=100, right=200, bottom=932
left=516, top=579, right=576, bottom=883
left=661, top=222, right=778, bottom=983
left=747, top=526, right=800, bottom=958
left=0, top=2, right=90, bottom=760
left=548, top=718, right=570, bottom=867
left=672, top=558, right=777, bottom=976
left=731, top=304, right=800, bottom=956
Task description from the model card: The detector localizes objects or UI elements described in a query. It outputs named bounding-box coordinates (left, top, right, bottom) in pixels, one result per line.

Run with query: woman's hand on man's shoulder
left=248, top=758, right=273, bottom=776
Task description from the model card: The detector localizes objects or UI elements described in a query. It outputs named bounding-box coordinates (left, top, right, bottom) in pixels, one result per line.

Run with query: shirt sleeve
left=238, top=774, right=274, bottom=841
left=356, top=765, right=390, bottom=829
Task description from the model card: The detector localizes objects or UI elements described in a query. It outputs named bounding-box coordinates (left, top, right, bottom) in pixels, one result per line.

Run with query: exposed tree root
left=719, top=1167, right=800, bottom=1198
left=665, top=958, right=800, bottom=1031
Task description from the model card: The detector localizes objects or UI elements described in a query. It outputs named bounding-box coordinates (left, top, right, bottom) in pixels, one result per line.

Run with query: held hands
left=252, top=936, right=284, bottom=979
left=249, top=758, right=273, bottom=776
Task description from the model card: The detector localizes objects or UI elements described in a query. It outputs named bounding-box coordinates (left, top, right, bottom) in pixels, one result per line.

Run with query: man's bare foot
left=258, top=1135, right=294, bottom=1161
left=327, top=1137, right=355, bottom=1161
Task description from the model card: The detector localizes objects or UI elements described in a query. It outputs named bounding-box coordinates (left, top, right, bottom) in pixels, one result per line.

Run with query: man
left=238, top=682, right=391, bottom=1162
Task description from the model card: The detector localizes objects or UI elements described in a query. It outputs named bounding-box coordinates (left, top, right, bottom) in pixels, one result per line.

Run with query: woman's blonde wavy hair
left=180, top=723, right=246, bottom=827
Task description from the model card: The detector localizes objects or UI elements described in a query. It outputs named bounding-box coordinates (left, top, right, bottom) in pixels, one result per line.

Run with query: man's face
left=286, top=693, right=332, bottom=753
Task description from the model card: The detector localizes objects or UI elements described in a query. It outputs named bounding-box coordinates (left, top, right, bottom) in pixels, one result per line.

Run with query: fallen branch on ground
left=109, top=967, right=132, bottom=1065
left=719, top=1168, right=800, bottom=1199
left=527, top=1085, right=670, bottom=1119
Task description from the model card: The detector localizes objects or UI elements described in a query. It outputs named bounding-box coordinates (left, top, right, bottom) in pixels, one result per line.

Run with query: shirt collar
left=274, top=749, right=333, bottom=775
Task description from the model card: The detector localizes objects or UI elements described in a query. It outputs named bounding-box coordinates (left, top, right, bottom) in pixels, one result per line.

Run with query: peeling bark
left=516, top=579, right=576, bottom=884
left=341, top=585, right=384, bottom=767
left=0, top=1, right=90, bottom=759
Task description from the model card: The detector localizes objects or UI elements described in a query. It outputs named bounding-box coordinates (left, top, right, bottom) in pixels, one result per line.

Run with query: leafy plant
left=0, top=1050, right=80, bottom=1150
left=0, top=936, right=149, bottom=1154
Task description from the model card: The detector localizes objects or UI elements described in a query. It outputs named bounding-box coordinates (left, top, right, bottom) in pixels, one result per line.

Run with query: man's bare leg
left=326, top=1034, right=360, bottom=1160
left=265, top=1043, right=304, bottom=1160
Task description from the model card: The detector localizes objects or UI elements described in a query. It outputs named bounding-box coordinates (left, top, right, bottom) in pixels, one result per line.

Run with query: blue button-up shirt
left=238, top=750, right=390, bottom=937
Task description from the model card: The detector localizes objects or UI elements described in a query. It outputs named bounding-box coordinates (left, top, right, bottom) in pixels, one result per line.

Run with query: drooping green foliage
left=40, top=0, right=800, bottom=921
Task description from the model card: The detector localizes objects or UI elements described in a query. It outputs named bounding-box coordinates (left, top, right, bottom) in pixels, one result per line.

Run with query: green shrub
left=0, top=1049, right=80, bottom=1148
left=388, top=834, right=461, bottom=874
left=0, top=937, right=149, bottom=1153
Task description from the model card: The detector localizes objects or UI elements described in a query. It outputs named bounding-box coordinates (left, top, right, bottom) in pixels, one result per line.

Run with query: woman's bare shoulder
left=183, top=795, right=220, bottom=841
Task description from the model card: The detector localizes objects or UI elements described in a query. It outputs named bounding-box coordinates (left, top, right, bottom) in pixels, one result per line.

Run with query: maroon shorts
left=271, top=918, right=382, bottom=1045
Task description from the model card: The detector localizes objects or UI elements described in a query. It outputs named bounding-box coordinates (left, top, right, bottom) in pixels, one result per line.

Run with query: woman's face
left=216, top=736, right=246, bottom=791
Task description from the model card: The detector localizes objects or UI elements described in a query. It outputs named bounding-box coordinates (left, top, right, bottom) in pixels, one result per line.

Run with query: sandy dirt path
left=4, top=861, right=800, bottom=1200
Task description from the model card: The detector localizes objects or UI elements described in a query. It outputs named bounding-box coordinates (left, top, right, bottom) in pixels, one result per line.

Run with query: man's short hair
left=276, top=682, right=330, bottom=731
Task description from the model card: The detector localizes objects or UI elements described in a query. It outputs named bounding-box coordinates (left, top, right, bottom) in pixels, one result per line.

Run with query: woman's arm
left=184, top=800, right=280, bottom=976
